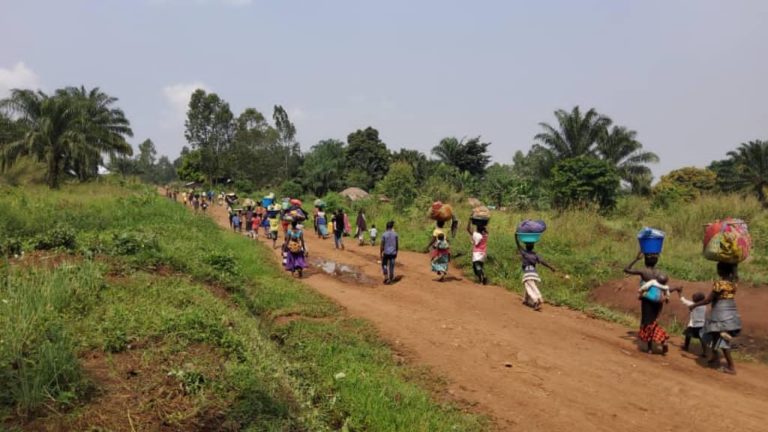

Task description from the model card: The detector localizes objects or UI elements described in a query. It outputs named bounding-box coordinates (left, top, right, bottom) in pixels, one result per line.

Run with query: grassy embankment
left=0, top=183, right=486, bottom=431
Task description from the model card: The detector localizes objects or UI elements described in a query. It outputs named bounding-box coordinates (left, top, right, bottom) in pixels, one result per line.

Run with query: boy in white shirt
left=369, top=225, right=378, bottom=246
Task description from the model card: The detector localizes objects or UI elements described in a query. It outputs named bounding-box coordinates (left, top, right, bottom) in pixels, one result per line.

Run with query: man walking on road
left=380, top=221, right=399, bottom=284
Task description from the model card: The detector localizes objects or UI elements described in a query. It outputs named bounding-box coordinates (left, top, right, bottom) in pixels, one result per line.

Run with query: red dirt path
left=206, top=202, right=768, bottom=431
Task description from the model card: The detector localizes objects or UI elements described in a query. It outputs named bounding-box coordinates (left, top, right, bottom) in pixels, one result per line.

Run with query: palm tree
left=534, top=106, right=612, bottom=159
left=431, top=137, right=463, bottom=166
left=0, top=87, right=133, bottom=188
left=727, top=140, right=768, bottom=206
left=596, top=126, right=659, bottom=193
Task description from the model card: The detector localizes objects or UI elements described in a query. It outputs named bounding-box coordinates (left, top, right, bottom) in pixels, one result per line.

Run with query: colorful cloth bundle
left=703, top=218, right=751, bottom=263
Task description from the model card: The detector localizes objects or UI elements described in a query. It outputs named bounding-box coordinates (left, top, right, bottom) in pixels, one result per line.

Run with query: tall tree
left=431, top=136, right=491, bottom=176
left=184, top=89, right=234, bottom=185
left=0, top=87, right=133, bottom=188
left=391, top=148, right=433, bottom=185
left=136, top=138, right=157, bottom=180
left=726, top=140, right=768, bottom=206
left=596, top=126, right=658, bottom=193
left=301, top=139, right=348, bottom=196
left=534, top=106, right=611, bottom=160
left=272, top=105, right=302, bottom=180
left=346, top=126, right=390, bottom=190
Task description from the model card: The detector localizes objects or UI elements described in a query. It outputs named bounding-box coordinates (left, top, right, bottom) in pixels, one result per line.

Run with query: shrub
left=34, top=226, right=77, bottom=251
left=112, top=231, right=160, bottom=256
left=376, top=162, right=418, bottom=209
left=550, top=157, right=620, bottom=210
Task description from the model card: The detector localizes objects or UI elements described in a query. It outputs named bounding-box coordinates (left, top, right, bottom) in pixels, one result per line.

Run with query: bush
left=279, top=180, right=304, bottom=199
left=376, top=162, right=418, bottom=209
left=550, top=157, right=620, bottom=210
left=112, top=231, right=160, bottom=256
left=34, top=226, right=77, bottom=251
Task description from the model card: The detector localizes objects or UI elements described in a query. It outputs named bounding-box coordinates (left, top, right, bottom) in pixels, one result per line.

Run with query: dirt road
left=207, top=204, right=768, bottom=431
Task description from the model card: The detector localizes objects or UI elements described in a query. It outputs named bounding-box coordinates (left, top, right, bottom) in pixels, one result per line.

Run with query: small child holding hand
left=676, top=289, right=707, bottom=355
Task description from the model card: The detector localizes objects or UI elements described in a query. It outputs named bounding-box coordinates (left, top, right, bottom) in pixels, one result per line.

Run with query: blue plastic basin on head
left=262, top=197, right=274, bottom=207
left=517, top=232, right=542, bottom=244
left=639, top=237, right=664, bottom=254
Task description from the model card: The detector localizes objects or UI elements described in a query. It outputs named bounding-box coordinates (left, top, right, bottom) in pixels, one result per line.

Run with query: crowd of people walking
left=167, top=187, right=745, bottom=375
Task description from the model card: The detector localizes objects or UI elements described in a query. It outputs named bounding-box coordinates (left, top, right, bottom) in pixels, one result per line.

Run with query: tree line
left=1, top=85, right=766, bottom=209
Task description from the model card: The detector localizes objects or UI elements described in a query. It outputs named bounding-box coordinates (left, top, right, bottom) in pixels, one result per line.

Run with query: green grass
left=0, top=183, right=486, bottom=431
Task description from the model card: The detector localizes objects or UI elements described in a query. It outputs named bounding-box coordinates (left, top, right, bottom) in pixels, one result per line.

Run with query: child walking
left=369, top=224, right=378, bottom=246
left=467, top=221, right=489, bottom=285
left=515, top=234, right=557, bottom=311
left=673, top=288, right=706, bottom=355
left=431, top=233, right=451, bottom=281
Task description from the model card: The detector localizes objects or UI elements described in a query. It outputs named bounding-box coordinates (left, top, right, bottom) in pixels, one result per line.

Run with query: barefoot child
left=674, top=289, right=706, bottom=355
left=515, top=235, right=556, bottom=311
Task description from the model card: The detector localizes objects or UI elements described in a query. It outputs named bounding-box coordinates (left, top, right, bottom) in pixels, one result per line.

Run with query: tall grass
left=0, top=183, right=487, bottom=431
left=0, top=262, right=102, bottom=416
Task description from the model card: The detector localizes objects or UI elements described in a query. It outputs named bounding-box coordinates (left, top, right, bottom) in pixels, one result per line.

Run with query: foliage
left=346, top=126, right=390, bottom=189
left=726, top=140, right=768, bottom=206
left=550, top=156, right=620, bottom=210
left=391, top=148, right=432, bottom=185
left=376, top=161, right=418, bottom=208
left=431, top=136, right=491, bottom=176
left=534, top=106, right=611, bottom=160
left=0, top=87, right=133, bottom=188
left=184, top=89, right=235, bottom=184
left=34, top=226, right=77, bottom=251
left=300, top=139, right=347, bottom=196
left=652, top=167, right=716, bottom=207
left=279, top=179, right=303, bottom=199
left=175, top=146, right=205, bottom=183
left=479, top=163, right=517, bottom=208
left=596, top=126, right=658, bottom=193
left=532, top=106, right=657, bottom=192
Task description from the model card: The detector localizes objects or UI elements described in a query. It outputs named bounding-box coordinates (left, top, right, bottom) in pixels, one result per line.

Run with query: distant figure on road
left=380, top=221, right=398, bottom=284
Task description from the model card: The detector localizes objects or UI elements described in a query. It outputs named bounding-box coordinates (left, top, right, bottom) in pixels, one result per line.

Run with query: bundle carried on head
left=290, top=198, right=303, bottom=207
left=262, top=193, right=275, bottom=207
left=314, top=199, right=326, bottom=209
left=637, top=227, right=666, bottom=255
left=516, top=219, right=546, bottom=243
left=703, top=218, right=751, bottom=263
left=429, top=201, right=454, bottom=222
left=471, top=206, right=491, bottom=227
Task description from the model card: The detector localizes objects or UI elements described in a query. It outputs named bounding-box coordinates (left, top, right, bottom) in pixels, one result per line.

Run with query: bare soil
left=17, top=344, right=231, bottom=432
left=592, top=278, right=768, bottom=360
left=202, top=201, right=768, bottom=432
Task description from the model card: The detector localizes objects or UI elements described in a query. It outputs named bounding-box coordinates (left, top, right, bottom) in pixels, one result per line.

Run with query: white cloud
left=162, top=81, right=209, bottom=122
left=0, top=62, right=41, bottom=97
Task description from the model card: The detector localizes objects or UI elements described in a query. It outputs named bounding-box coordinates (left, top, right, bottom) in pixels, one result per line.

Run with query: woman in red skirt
left=624, top=252, right=670, bottom=354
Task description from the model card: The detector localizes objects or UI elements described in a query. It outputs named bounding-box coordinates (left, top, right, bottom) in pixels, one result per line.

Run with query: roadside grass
left=0, top=183, right=486, bottom=431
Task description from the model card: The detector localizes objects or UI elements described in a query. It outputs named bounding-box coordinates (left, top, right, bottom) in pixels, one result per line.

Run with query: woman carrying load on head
left=316, top=208, right=329, bottom=239
left=283, top=220, right=308, bottom=278
left=426, top=220, right=451, bottom=281
left=624, top=252, right=670, bottom=354
left=690, top=262, right=742, bottom=374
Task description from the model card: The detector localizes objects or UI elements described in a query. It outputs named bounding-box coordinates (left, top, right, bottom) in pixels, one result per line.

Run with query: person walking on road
left=467, top=221, right=489, bottom=285
left=380, top=221, right=399, bottom=284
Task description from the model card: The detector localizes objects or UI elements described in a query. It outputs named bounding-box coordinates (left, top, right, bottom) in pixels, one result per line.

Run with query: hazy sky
left=1, top=0, right=767, bottom=176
